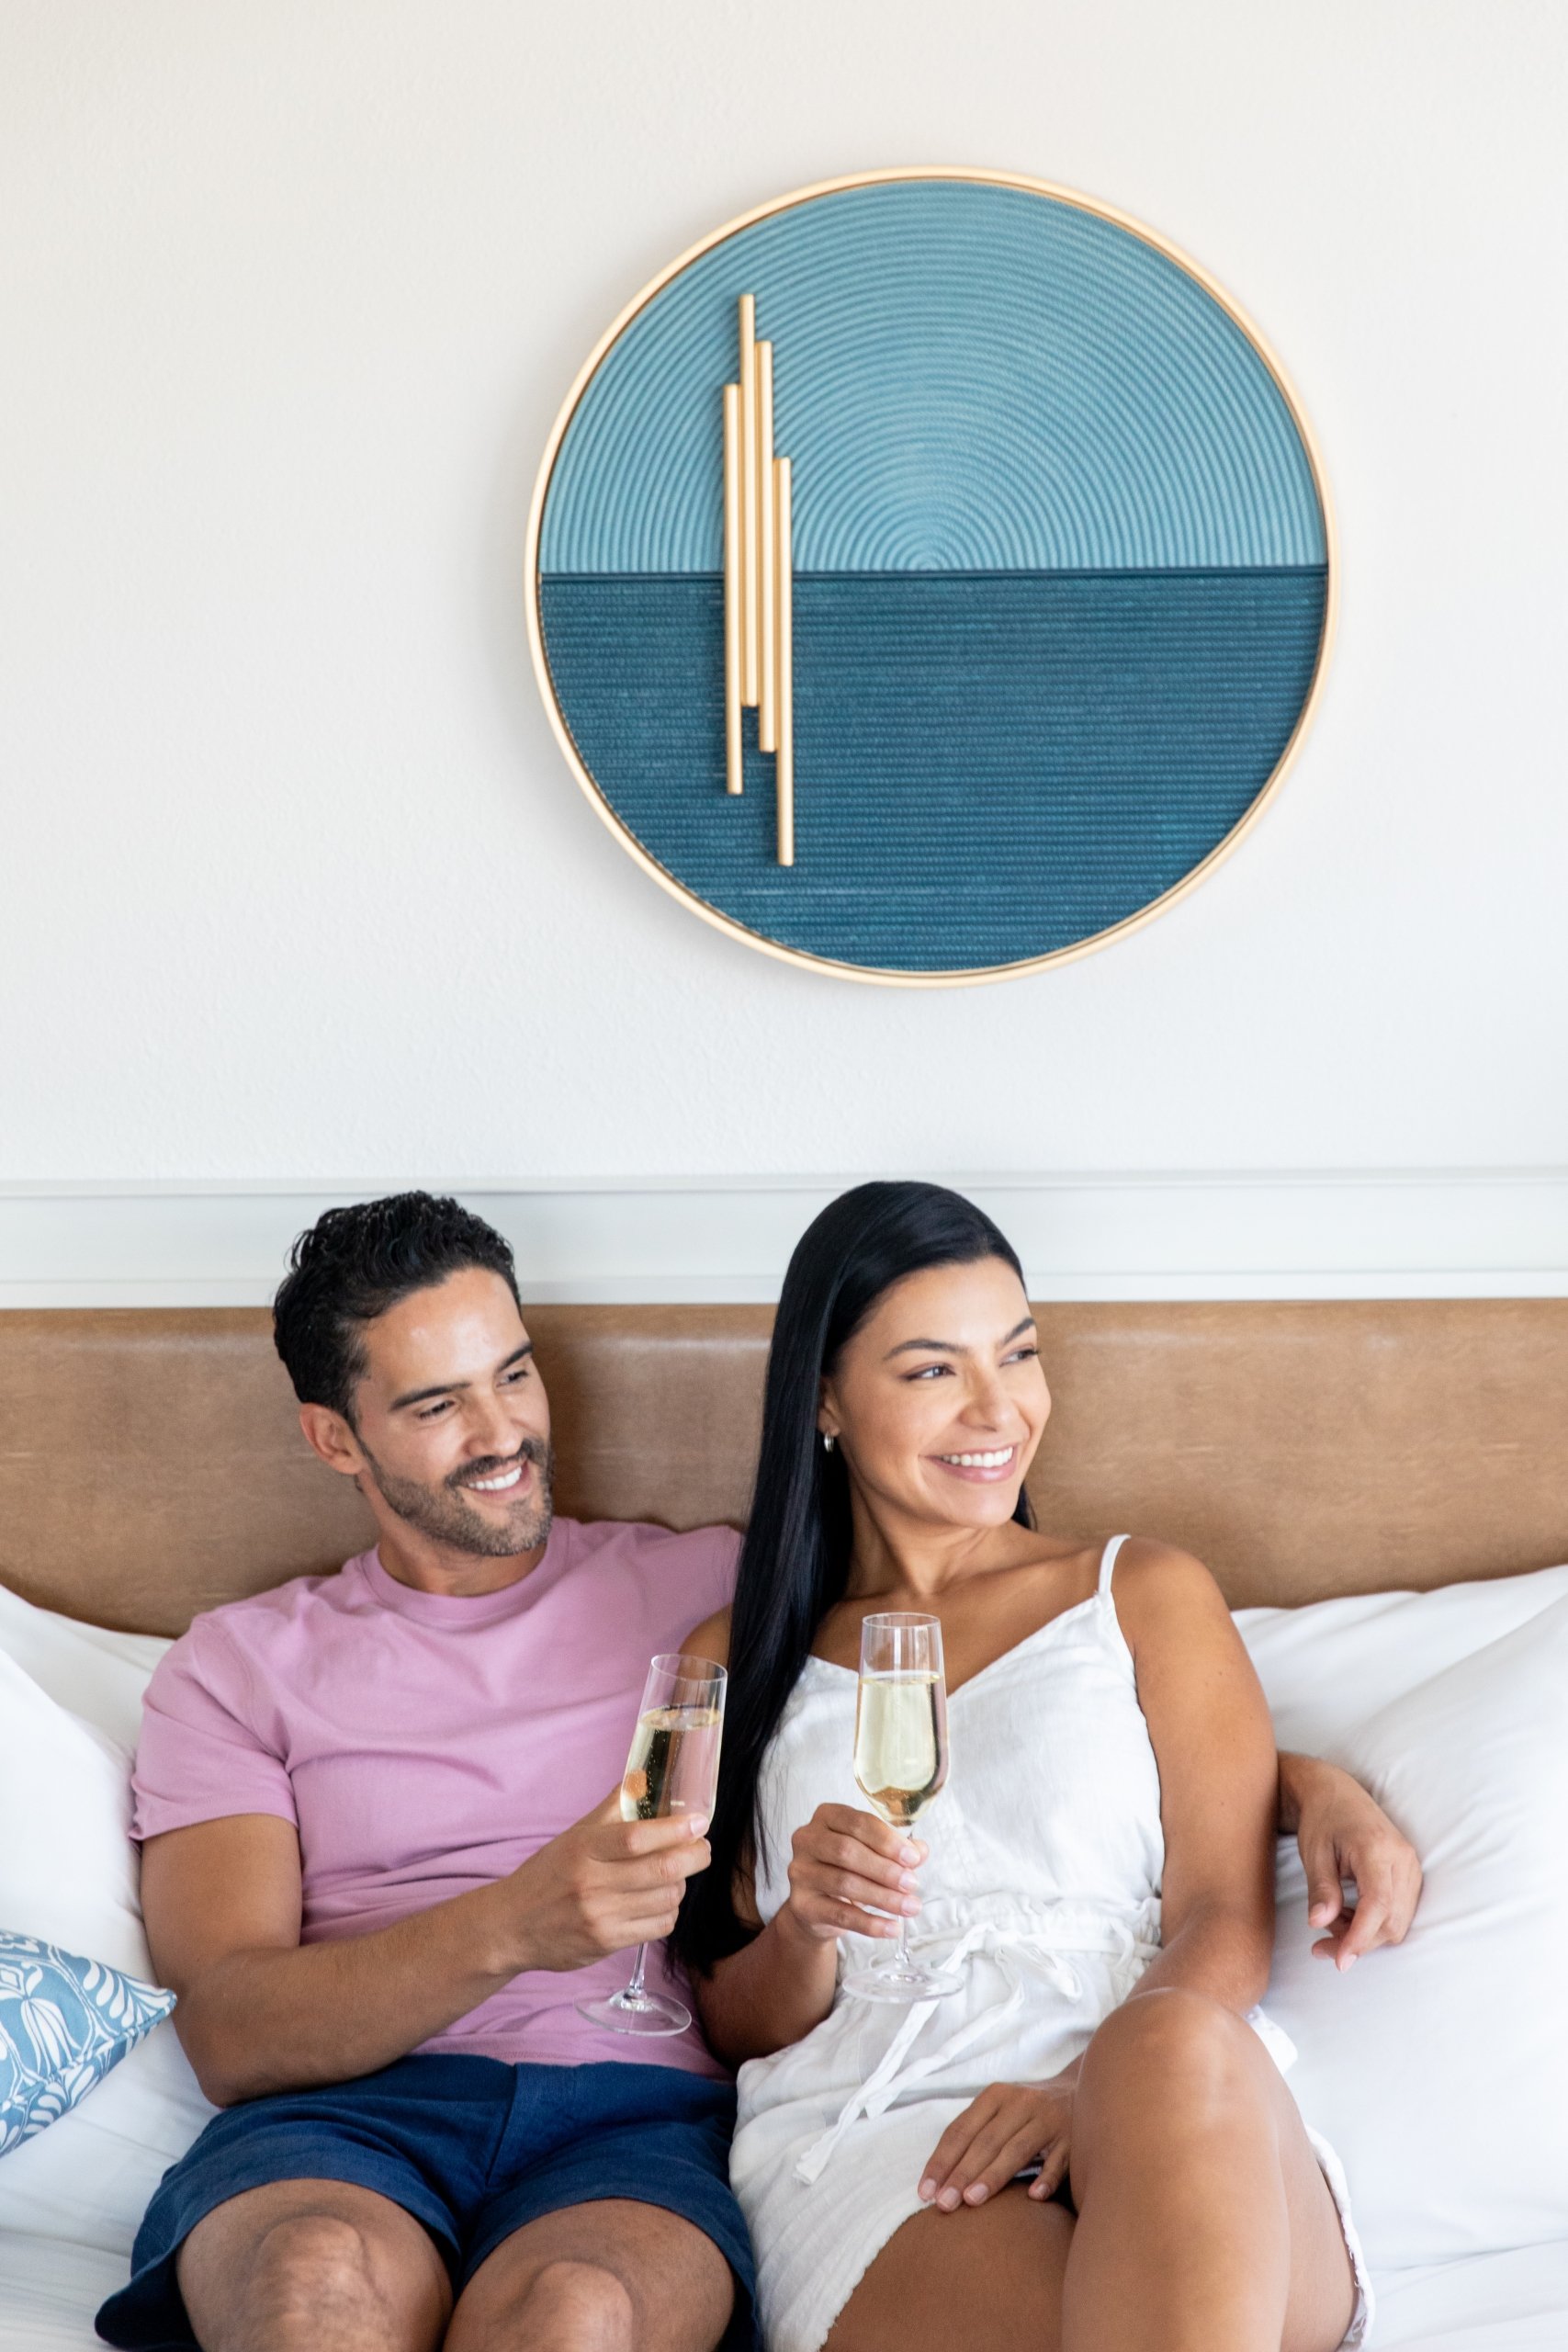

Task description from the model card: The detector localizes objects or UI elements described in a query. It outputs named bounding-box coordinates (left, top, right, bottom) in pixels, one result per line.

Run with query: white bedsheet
left=0, top=2233, right=127, bottom=2350
left=1376, top=2240, right=1568, bottom=2348
left=3, top=2231, right=1564, bottom=2350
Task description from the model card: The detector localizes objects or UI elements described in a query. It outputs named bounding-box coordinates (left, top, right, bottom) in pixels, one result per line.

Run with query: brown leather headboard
left=1, top=1302, right=1564, bottom=1635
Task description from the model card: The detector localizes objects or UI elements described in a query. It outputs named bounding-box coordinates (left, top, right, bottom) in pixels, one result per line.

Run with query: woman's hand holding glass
left=917, top=2064, right=1079, bottom=2213
left=776, top=1804, right=929, bottom=1946
left=842, top=1611, right=963, bottom=2000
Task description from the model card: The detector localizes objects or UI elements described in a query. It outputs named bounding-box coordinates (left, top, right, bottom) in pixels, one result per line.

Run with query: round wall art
left=525, top=167, right=1334, bottom=985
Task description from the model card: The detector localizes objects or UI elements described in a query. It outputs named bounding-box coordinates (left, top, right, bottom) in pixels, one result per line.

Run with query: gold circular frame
left=525, top=165, right=1337, bottom=989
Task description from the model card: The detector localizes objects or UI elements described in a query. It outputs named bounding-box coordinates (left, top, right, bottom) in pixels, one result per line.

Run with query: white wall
left=2, top=3, right=1565, bottom=1295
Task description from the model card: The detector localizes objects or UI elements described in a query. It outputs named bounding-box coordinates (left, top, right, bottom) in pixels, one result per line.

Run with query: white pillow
left=0, top=1582, right=170, bottom=1754
left=1245, top=1587, right=1568, bottom=2272
left=1238, top=1562, right=1568, bottom=1758
left=0, top=1652, right=149, bottom=1982
left=0, top=1643, right=213, bottom=2254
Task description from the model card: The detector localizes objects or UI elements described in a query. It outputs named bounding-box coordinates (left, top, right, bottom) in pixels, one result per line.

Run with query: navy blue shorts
left=95, top=2054, right=755, bottom=2350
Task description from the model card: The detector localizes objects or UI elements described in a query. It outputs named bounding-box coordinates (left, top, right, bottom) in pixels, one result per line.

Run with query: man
left=96, top=1193, right=1418, bottom=2352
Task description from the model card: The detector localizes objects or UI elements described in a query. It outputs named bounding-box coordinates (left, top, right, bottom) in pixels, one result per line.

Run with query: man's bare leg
left=176, top=2179, right=452, bottom=2352
left=443, top=2198, right=736, bottom=2352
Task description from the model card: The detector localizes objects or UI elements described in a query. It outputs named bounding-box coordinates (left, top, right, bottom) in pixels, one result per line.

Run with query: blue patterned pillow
left=0, top=1931, right=175, bottom=2157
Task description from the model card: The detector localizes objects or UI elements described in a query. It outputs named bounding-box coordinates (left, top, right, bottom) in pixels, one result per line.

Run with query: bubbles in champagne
left=621, top=1704, right=724, bottom=1823
left=853, top=1672, right=948, bottom=1827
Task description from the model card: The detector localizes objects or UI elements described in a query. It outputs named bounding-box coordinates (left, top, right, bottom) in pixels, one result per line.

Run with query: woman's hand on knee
left=778, top=1804, right=927, bottom=1946
left=917, top=2075, right=1076, bottom=2213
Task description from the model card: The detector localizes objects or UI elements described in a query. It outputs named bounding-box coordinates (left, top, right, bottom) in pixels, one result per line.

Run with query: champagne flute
left=575, top=1652, right=726, bottom=2037
left=843, top=1612, right=964, bottom=2002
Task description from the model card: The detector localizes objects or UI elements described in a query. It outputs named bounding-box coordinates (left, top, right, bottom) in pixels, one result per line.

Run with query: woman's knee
left=1079, top=1990, right=1267, bottom=2130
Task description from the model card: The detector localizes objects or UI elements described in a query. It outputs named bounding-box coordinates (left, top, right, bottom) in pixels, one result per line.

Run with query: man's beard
left=357, top=1433, right=556, bottom=1557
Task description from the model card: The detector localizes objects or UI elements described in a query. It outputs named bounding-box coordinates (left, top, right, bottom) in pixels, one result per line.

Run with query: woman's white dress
left=728, top=1536, right=1373, bottom=2352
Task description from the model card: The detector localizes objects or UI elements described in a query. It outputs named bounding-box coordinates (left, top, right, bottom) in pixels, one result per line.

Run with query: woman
left=679, top=1182, right=1381, bottom=2352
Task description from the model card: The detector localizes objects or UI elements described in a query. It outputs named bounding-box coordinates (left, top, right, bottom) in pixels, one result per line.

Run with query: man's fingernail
left=964, top=2183, right=988, bottom=2205
left=1309, top=1904, right=1331, bottom=1924
left=917, top=2177, right=935, bottom=2200
left=937, top=2187, right=961, bottom=2211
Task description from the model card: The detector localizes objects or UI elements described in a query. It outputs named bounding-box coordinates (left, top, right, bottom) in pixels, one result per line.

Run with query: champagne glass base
left=575, top=1989, right=693, bottom=2037
left=842, top=1958, right=964, bottom=2004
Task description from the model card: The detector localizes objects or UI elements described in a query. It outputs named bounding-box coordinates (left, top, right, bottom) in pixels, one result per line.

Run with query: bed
left=2, top=1299, right=1565, bottom=2346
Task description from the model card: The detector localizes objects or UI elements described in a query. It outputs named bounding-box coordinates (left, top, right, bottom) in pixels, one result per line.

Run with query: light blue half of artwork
left=0, top=1932, right=175, bottom=2158
left=540, top=179, right=1325, bottom=575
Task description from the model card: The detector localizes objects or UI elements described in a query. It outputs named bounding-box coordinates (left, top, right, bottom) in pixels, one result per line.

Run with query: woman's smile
left=930, top=1444, right=1020, bottom=1482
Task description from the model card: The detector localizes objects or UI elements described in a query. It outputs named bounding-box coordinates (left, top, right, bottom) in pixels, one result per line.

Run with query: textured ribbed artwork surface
left=540, top=570, right=1326, bottom=969
left=531, top=172, right=1331, bottom=976
left=542, top=181, right=1325, bottom=576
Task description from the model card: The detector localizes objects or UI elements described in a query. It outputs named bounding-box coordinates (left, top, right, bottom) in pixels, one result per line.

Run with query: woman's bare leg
left=1065, top=1988, right=1357, bottom=2352
left=823, top=2189, right=1073, bottom=2352
left=822, top=1989, right=1355, bottom=2352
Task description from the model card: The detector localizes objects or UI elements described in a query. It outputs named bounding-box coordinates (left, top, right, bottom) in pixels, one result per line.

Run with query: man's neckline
left=357, top=1522, right=570, bottom=1623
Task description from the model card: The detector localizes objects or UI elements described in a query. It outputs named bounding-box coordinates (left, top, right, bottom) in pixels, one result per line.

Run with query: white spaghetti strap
left=1098, top=1533, right=1131, bottom=1595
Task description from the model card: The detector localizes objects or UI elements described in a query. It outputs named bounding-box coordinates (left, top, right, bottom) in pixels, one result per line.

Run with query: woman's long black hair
left=675, top=1181, right=1032, bottom=1973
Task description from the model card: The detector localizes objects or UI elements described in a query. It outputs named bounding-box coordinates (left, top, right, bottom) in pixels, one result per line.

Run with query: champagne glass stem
left=894, top=1910, right=911, bottom=1970
left=624, top=1943, right=650, bottom=2002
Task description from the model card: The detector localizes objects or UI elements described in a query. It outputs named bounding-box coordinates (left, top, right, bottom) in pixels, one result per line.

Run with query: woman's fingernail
left=964, top=2183, right=988, bottom=2205
left=899, top=1843, right=919, bottom=1865
left=938, top=2187, right=961, bottom=2211
left=899, top=1871, right=919, bottom=1892
left=688, top=1817, right=709, bottom=1838
left=901, top=1897, right=921, bottom=1916
left=917, top=2177, right=935, bottom=2201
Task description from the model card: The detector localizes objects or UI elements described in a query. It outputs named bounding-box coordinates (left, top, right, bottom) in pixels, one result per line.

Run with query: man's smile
left=463, top=1460, right=529, bottom=1495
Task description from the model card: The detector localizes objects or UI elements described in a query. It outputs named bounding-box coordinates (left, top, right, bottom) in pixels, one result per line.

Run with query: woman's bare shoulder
left=682, top=1606, right=733, bottom=1668
left=1106, top=1537, right=1231, bottom=1638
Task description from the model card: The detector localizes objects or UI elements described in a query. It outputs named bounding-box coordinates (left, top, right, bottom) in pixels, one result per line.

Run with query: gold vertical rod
left=738, top=297, right=758, bottom=709
left=773, top=455, right=794, bottom=867
left=756, top=342, right=776, bottom=751
left=722, top=384, right=743, bottom=795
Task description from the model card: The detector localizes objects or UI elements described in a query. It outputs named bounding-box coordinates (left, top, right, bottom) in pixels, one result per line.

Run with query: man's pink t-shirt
left=131, top=1519, right=740, bottom=2077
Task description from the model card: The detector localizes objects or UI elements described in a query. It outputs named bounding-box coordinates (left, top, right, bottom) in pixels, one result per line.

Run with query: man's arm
left=141, top=1796, right=710, bottom=2107
left=1277, top=1749, right=1422, bottom=1966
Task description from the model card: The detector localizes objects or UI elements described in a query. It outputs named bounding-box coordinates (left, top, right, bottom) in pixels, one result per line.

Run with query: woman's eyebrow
left=883, top=1317, right=1035, bottom=1363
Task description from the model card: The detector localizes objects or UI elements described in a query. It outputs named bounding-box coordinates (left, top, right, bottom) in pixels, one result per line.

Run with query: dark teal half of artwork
left=539, top=569, right=1327, bottom=971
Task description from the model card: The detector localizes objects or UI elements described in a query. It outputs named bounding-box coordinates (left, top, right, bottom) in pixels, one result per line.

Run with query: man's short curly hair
left=272, top=1192, right=521, bottom=1420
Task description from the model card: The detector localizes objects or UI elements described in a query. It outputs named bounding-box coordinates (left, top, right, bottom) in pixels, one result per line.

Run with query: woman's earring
left=822, top=1432, right=836, bottom=1453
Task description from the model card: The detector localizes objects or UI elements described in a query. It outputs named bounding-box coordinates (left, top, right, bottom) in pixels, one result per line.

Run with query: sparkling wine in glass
left=575, top=1653, right=726, bottom=2037
left=843, top=1611, right=964, bottom=2002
